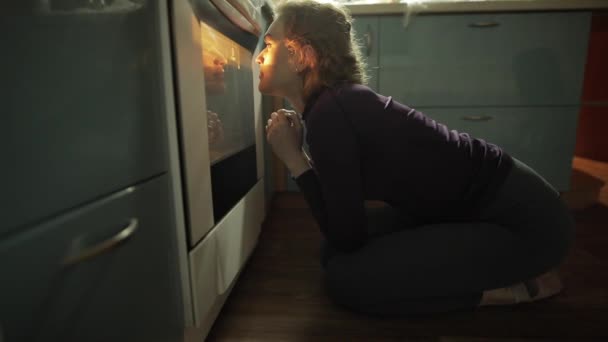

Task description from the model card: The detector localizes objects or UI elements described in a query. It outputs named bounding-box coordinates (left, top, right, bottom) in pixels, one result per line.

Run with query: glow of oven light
left=199, top=21, right=250, bottom=71
left=200, top=22, right=232, bottom=69
left=231, top=46, right=236, bottom=62
left=237, top=46, right=241, bottom=70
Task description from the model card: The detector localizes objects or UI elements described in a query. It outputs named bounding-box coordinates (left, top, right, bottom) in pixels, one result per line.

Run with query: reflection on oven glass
left=200, top=22, right=255, bottom=165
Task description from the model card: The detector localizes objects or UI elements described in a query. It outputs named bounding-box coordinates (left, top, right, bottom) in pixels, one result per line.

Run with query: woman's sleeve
left=294, top=168, right=328, bottom=235
left=294, top=99, right=368, bottom=252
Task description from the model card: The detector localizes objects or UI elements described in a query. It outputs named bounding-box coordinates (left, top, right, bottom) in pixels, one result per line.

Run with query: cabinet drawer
left=188, top=223, right=219, bottom=328
left=420, top=106, right=579, bottom=191
left=188, top=179, right=264, bottom=325
left=215, top=179, right=264, bottom=293
left=0, top=175, right=182, bottom=342
left=1, top=7, right=168, bottom=234
left=379, top=12, right=591, bottom=107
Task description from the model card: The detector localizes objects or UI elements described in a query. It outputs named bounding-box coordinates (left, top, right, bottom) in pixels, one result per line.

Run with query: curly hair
left=274, top=0, right=369, bottom=101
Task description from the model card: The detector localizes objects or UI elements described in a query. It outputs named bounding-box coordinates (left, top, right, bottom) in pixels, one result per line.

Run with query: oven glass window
left=198, top=21, right=258, bottom=223
left=200, top=22, right=255, bottom=165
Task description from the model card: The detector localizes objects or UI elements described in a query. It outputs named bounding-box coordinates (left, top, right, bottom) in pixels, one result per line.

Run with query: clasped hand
left=265, top=109, right=303, bottom=167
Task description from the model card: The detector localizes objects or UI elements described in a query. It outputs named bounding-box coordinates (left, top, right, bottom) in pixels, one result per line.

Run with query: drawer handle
left=462, top=115, right=493, bottom=122
left=62, top=218, right=139, bottom=266
left=469, top=21, right=500, bottom=28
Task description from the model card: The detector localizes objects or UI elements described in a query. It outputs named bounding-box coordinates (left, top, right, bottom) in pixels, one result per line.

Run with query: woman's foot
left=479, top=270, right=564, bottom=306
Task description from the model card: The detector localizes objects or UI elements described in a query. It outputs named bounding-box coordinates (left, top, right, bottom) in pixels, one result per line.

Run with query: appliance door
left=1, top=0, right=168, bottom=234
left=172, top=0, right=261, bottom=247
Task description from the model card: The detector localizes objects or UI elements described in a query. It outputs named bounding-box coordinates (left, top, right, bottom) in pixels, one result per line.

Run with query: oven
left=169, top=0, right=269, bottom=338
left=173, top=0, right=265, bottom=247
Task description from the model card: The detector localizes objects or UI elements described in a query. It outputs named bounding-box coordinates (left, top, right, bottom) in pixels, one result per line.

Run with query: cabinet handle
left=62, top=218, right=139, bottom=266
left=468, top=21, right=500, bottom=28
left=462, top=115, right=493, bottom=122
left=363, top=24, right=373, bottom=57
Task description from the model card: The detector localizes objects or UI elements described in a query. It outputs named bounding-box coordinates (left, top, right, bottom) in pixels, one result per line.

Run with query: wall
left=575, top=12, right=608, bottom=162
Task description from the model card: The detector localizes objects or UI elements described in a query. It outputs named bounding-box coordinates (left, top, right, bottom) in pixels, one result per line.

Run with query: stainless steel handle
left=363, top=24, right=373, bottom=57
left=62, top=218, right=139, bottom=266
left=462, top=115, right=493, bottom=122
left=469, top=21, right=500, bottom=28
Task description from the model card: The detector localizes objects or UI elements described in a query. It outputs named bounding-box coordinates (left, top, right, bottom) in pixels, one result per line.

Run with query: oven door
left=172, top=0, right=262, bottom=247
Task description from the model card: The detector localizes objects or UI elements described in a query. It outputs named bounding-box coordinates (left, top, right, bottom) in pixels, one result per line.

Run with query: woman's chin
left=257, top=83, right=267, bottom=94
left=257, top=82, right=274, bottom=95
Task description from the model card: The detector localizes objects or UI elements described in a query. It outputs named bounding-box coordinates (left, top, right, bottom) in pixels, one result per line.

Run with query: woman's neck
left=285, top=95, right=305, bottom=113
left=282, top=83, right=305, bottom=112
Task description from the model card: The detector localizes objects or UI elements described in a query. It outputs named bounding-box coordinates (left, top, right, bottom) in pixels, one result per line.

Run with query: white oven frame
left=159, top=0, right=267, bottom=339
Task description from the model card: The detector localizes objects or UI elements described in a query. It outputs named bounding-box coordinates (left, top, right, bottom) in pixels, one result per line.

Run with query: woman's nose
left=255, top=53, right=264, bottom=65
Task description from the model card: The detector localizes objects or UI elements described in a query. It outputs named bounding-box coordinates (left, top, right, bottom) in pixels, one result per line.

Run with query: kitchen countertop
left=343, top=0, right=608, bottom=15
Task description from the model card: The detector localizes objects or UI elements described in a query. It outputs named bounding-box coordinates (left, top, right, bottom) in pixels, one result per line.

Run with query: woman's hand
left=266, top=109, right=310, bottom=177
left=266, top=109, right=302, bottom=163
left=267, top=109, right=303, bottom=144
left=284, top=109, right=304, bottom=150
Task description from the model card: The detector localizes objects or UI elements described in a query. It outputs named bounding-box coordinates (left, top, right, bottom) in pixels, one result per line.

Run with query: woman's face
left=255, top=17, right=300, bottom=97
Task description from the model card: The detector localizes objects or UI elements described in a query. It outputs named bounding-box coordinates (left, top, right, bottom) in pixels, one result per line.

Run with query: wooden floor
left=207, top=158, right=608, bottom=341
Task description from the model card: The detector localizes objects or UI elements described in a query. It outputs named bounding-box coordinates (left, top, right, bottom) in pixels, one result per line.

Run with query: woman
left=257, top=0, right=574, bottom=315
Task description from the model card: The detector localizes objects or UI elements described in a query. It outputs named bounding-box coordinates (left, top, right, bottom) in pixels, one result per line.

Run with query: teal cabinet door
left=420, top=106, right=579, bottom=191
left=352, top=15, right=379, bottom=91
left=378, top=12, right=591, bottom=107
left=1, top=3, right=169, bottom=234
left=0, top=175, right=183, bottom=342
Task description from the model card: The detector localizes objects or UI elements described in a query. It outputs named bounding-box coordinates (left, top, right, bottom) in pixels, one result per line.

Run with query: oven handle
left=209, top=0, right=262, bottom=36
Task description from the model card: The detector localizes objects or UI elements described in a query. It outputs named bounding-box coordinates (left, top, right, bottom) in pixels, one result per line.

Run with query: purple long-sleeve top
left=294, top=82, right=513, bottom=252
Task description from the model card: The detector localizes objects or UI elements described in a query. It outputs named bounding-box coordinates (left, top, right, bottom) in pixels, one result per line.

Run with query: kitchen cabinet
left=352, top=16, right=380, bottom=90
left=421, top=106, right=579, bottom=191
left=0, top=175, right=182, bottom=342
left=377, top=12, right=590, bottom=107
left=353, top=11, right=591, bottom=191
left=0, top=2, right=185, bottom=341
left=1, top=3, right=169, bottom=235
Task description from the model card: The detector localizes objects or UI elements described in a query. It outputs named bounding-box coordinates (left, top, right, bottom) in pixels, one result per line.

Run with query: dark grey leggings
left=321, top=158, right=575, bottom=316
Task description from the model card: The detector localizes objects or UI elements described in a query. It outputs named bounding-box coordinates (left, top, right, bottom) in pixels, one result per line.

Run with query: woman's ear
left=299, top=44, right=317, bottom=71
